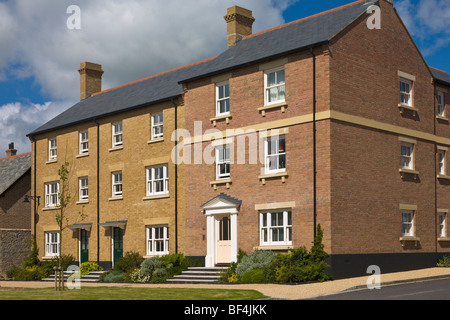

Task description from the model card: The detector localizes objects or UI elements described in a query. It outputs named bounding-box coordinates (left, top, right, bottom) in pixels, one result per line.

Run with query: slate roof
left=27, top=57, right=216, bottom=137
left=28, top=0, right=448, bottom=137
left=28, top=0, right=377, bottom=137
left=179, top=0, right=377, bottom=83
left=431, top=68, right=450, bottom=87
left=0, top=153, right=31, bottom=196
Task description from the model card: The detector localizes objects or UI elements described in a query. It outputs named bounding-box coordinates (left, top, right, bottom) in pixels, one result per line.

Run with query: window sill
left=42, top=256, right=59, bottom=260
left=259, top=102, right=287, bottom=117
left=437, top=174, right=450, bottom=180
left=210, top=114, right=232, bottom=127
left=438, top=237, right=450, bottom=242
left=147, top=138, right=164, bottom=144
left=210, top=178, right=232, bottom=190
left=399, top=236, right=420, bottom=247
left=254, top=245, right=293, bottom=251
left=436, top=115, right=449, bottom=122
left=76, top=200, right=89, bottom=205
left=144, top=253, right=169, bottom=258
left=46, top=159, right=57, bottom=164
left=258, top=171, right=288, bottom=185
left=142, top=194, right=170, bottom=201
left=42, top=207, right=60, bottom=211
left=109, top=146, right=123, bottom=152
left=398, top=104, right=418, bottom=115
left=108, top=196, right=123, bottom=201
left=399, top=168, right=419, bottom=179
left=76, top=153, right=89, bottom=159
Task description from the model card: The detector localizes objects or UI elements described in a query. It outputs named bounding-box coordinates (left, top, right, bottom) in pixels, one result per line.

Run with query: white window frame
left=79, top=177, right=89, bottom=201
left=401, top=211, right=415, bottom=237
left=260, top=210, right=292, bottom=246
left=79, top=131, right=89, bottom=154
left=112, top=122, right=123, bottom=147
left=151, top=112, right=163, bottom=140
left=400, top=78, right=412, bottom=107
left=264, top=67, right=285, bottom=106
left=146, top=225, right=169, bottom=256
left=215, top=145, right=230, bottom=180
left=439, top=213, right=447, bottom=238
left=112, top=171, right=122, bottom=197
left=400, top=142, right=414, bottom=170
left=146, top=164, right=169, bottom=196
left=49, top=138, right=57, bottom=160
left=437, top=91, right=445, bottom=117
left=216, top=81, right=230, bottom=116
left=264, top=135, right=286, bottom=174
left=45, top=231, right=60, bottom=257
left=45, top=181, right=60, bottom=208
left=438, top=149, right=446, bottom=175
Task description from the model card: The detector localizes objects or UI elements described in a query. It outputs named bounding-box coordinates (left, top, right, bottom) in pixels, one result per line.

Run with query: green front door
left=80, top=229, right=89, bottom=263
left=113, top=227, right=123, bottom=264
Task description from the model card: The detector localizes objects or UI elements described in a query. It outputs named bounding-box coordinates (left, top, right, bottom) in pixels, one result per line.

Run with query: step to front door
left=165, top=267, right=228, bottom=284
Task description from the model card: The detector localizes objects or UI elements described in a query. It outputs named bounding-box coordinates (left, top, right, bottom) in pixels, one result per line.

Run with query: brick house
left=0, top=143, right=31, bottom=274
left=27, top=0, right=450, bottom=277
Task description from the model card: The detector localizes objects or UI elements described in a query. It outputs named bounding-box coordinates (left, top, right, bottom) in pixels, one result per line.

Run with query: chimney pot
left=224, top=6, right=255, bottom=49
left=78, top=62, right=104, bottom=100
left=6, top=142, right=17, bottom=157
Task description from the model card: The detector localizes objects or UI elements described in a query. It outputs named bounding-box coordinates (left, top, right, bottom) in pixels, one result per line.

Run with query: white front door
left=216, top=215, right=231, bottom=264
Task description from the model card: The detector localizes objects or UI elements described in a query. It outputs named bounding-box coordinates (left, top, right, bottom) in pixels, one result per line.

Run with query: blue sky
left=0, top=0, right=449, bottom=154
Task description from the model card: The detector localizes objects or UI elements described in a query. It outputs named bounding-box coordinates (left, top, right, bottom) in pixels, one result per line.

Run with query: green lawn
left=0, top=287, right=267, bottom=300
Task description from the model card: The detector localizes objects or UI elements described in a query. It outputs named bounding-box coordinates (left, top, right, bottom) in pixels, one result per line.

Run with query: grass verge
left=0, top=287, right=267, bottom=300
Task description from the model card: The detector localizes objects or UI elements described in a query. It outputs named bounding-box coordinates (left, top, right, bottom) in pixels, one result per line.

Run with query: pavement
left=1, top=267, right=450, bottom=299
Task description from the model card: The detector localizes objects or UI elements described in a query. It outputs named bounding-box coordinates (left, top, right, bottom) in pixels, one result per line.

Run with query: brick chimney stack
left=78, top=62, right=104, bottom=100
left=224, top=6, right=255, bottom=49
left=6, top=142, right=17, bottom=157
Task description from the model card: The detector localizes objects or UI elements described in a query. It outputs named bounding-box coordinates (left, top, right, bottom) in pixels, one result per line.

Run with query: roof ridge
left=244, top=0, right=368, bottom=40
left=92, top=56, right=218, bottom=97
left=430, top=66, right=448, bottom=74
left=0, top=152, right=31, bottom=162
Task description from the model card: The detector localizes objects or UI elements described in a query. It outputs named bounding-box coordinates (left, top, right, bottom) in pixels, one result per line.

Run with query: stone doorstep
left=42, top=270, right=105, bottom=283
left=165, top=267, right=228, bottom=284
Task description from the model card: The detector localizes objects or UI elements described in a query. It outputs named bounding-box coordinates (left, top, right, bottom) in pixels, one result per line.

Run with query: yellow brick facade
left=31, top=100, right=184, bottom=268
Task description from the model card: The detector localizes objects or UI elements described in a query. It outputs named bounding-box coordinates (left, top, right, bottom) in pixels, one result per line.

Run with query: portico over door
left=201, top=193, right=241, bottom=268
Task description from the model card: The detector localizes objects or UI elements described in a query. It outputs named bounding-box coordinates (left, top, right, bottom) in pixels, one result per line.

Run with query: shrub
left=6, top=265, right=46, bottom=281
left=129, top=268, right=152, bottom=283
left=239, top=269, right=268, bottom=283
left=236, top=249, right=276, bottom=277
left=102, top=270, right=125, bottom=283
left=271, top=225, right=332, bottom=283
left=22, top=236, right=40, bottom=269
left=437, top=256, right=450, bottom=267
left=40, top=254, right=76, bottom=277
left=124, top=253, right=197, bottom=284
left=80, top=262, right=103, bottom=275
left=114, top=251, right=144, bottom=273
left=220, top=225, right=332, bottom=284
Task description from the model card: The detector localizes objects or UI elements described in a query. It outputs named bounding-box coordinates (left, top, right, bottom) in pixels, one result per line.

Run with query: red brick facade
left=183, top=0, right=450, bottom=276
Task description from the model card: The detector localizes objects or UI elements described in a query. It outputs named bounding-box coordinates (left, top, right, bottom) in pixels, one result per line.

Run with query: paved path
left=1, top=267, right=450, bottom=299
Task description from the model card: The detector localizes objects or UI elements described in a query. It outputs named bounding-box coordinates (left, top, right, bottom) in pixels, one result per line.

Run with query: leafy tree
left=54, top=161, right=86, bottom=290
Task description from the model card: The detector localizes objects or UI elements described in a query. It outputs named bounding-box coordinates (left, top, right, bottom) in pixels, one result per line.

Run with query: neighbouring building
left=0, top=143, right=31, bottom=275
left=27, top=0, right=450, bottom=278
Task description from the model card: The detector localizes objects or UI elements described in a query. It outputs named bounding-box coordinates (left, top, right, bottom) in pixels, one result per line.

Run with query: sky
left=0, top=0, right=449, bottom=154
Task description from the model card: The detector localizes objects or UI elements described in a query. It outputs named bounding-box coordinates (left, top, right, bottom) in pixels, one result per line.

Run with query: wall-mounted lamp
left=24, top=195, right=40, bottom=206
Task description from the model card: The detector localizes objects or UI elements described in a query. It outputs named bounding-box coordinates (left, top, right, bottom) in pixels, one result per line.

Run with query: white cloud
left=2, top=0, right=292, bottom=100
left=0, top=100, right=75, bottom=154
left=0, top=0, right=299, bottom=152
left=396, top=0, right=450, bottom=54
